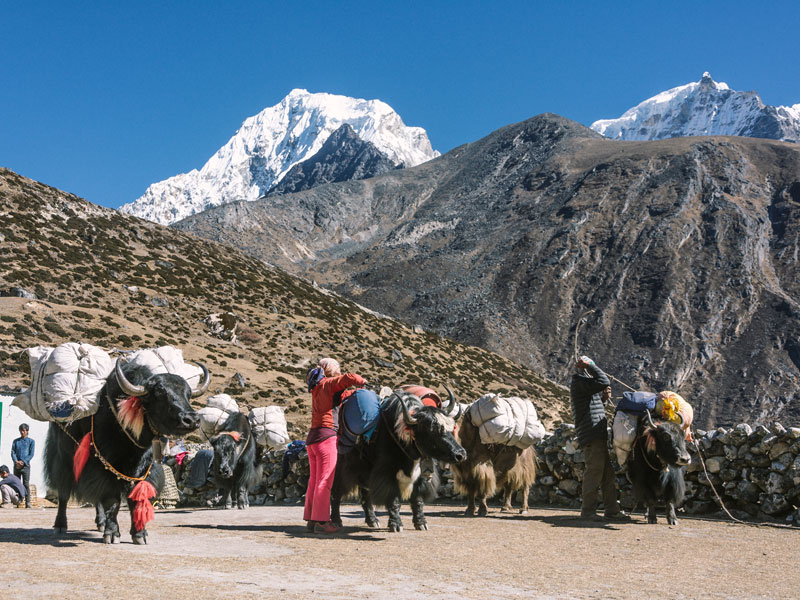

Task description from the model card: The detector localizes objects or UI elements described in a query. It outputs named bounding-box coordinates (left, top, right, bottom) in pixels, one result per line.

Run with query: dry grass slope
left=0, top=168, right=569, bottom=437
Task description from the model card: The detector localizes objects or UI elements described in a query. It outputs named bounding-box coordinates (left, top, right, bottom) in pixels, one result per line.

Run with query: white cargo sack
left=12, top=343, right=113, bottom=422
left=248, top=406, right=289, bottom=449
left=197, top=394, right=240, bottom=441
left=469, top=394, right=546, bottom=449
left=126, top=346, right=204, bottom=388
left=612, top=411, right=639, bottom=466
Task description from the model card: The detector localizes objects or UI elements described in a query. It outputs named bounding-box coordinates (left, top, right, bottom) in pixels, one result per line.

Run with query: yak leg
left=478, top=493, right=489, bottom=517
left=53, top=492, right=70, bottom=534
left=501, top=485, right=513, bottom=513
left=666, top=502, right=678, bottom=526
left=95, top=501, right=106, bottom=532
left=126, top=495, right=150, bottom=545
left=360, top=486, right=380, bottom=528
left=237, top=485, right=248, bottom=510
left=410, top=483, right=428, bottom=531
left=464, top=493, right=477, bottom=516
left=101, top=495, right=122, bottom=544
left=520, top=486, right=529, bottom=514
left=221, top=486, right=233, bottom=509
left=646, top=503, right=658, bottom=524
left=387, top=495, right=404, bottom=533
left=329, top=469, right=344, bottom=528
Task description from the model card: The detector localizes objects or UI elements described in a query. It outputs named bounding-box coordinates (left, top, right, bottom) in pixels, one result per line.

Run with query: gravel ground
left=1, top=503, right=797, bottom=599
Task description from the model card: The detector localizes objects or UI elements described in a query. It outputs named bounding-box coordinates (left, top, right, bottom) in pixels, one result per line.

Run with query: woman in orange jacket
left=304, top=358, right=366, bottom=533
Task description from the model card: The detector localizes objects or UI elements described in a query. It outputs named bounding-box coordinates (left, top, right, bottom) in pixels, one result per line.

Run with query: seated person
left=0, top=465, right=25, bottom=508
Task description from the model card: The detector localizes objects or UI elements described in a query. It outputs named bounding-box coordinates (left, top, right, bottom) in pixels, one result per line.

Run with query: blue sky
left=2, top=1, right=799, bottom=209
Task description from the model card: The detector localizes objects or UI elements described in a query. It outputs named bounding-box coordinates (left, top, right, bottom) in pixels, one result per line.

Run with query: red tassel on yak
left=73, top=432, right=92, bottom=482
left=128, top=480, right=157, bottom=532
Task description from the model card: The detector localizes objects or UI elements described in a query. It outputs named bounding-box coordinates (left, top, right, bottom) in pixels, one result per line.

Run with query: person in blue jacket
left=11, top=423, right=34, bottom=508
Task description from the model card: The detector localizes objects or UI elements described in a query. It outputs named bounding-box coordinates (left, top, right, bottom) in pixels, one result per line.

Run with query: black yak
left=628, top=411, right=691, bottom=525
left=44, top=358, right=208, bottom=544
left=330, top=390, right=466, bottom=532
left=209, top=411, right=261, bottom=509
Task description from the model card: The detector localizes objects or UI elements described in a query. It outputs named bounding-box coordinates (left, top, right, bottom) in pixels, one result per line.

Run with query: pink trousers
left=303, top=435, right=338, bottom=522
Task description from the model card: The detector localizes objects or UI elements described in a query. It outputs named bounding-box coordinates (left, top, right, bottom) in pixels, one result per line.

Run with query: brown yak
left=452, top=415, right=536, bottom=516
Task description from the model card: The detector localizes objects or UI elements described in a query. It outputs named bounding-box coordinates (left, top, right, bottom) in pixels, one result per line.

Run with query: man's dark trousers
left=581, top=438, right=619, bottom=517
left=13, top=464, right=31, bottom=507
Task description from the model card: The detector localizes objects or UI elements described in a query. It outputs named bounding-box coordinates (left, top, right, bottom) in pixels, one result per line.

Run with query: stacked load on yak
left=12, top=342, right=114, bottom=422
left=248, top=406, right=290, bottom=449
left=337, top=388, right=381, bottom=454
left=126, top=346, right=205, bottom=387
left=655, top=391, right=694, bottom=441
left=197, top=394, right=240, bottom=441
left=468, top=393, right=546, bottom=448
left=612, top=391, right=657, bottom=467
left=398, top=384, right=441, bottom=408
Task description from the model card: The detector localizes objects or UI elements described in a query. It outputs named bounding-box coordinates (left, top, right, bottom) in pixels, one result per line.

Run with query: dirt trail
left=1, top=504, right=797, bottom=599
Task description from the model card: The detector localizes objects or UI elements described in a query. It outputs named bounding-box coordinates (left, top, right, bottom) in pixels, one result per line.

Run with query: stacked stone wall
left=172, top=422, right=800, bottom=526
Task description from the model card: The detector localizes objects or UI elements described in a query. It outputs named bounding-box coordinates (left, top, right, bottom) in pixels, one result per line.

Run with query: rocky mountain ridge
left=592, top=72, right=800, bottom=142
left=176, top=114, right=800, bottom=428
left=120, top=89, right=438, bottom=225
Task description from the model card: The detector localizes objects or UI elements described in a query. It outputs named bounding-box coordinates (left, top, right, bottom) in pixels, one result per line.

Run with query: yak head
left=111, top=358, right=207, bottom=438
left=393, top=390, right=467, bottom=464
left=643, top=411, right=691, bottom=467
left=210, top=413, right=250, bottom=479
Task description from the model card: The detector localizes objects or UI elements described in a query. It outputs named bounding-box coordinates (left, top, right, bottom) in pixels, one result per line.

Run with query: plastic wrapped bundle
left=248, top=406, right=289, bottom=449
left=612, top=411, right=639, bottom=466
left=469, top=394, right=545, bottom=449
left=197, top=394, right=239, bottom=441
left=126, top=346, right=204, bottom=388
left=13, top=343, right=113, bottom=422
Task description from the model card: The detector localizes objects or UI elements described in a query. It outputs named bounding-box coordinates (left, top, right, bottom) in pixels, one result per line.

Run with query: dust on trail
left=1, top=504, right=797, bottom=600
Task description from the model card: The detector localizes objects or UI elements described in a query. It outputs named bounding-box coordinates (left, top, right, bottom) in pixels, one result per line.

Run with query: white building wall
left=0, top=395, right=50, bottom=498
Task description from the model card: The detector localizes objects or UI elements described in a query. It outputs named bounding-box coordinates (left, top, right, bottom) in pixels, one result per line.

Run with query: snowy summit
left=591, top=72, right=800, bottom=143
left=120, top=90, right=439, bottom=225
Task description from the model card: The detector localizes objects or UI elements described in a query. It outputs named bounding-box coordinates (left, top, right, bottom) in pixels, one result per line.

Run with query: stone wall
left=173, top=422, right=800, bottom=526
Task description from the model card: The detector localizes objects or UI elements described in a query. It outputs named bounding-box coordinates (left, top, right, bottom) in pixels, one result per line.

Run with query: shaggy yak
left=452, top=413, right=536, bottom=516
left=44, top=358, right=208, bottom=544
left=209, top=411, right=261, bottom=509
left=331, top=390, right=466, bottom=532
left=628, top=410, right=691, bottom=525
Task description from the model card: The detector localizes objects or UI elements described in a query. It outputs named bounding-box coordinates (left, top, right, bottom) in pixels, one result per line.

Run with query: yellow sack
left=655, top=391, right=693, bottom=441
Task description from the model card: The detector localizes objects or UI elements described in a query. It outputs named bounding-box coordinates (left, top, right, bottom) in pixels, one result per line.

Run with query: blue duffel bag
left=338, top=389, right=381, bottom=454
left=616, top=391, right=657, bottom=414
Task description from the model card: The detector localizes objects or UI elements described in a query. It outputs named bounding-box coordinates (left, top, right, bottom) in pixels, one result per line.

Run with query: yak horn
left=190, top=361, right=211, bottom=398
left=644, top=409, right=656, bottom=429
left=443, top=384, right=461, bottom=418
left=399, top=393, right=419, bottom=425
left=675, top=411, right=684, bottom=426
left=115, top=358, right=146, bottom=397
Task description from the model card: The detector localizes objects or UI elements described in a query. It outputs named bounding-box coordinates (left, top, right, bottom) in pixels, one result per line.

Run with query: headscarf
left=318, top=358, right=340, bottom=377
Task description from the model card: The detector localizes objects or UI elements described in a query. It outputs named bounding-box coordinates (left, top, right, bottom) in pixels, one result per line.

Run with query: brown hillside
left=0, top=168, right=569, bottom=436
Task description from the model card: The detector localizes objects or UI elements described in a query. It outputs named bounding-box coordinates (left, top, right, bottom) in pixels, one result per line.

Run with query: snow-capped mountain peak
left=120, top=90, right=439, bottom=225
left=591, top=73, right=800, bottom=143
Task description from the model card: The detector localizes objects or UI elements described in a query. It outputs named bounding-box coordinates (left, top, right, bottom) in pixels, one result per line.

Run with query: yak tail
left=129, top=480, right=157, bottom=532
left=73, top=433, right=92, bottom=483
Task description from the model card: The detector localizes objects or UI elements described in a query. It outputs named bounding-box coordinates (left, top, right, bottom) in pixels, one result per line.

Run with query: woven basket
left=156, top=465, right=180, bottom=507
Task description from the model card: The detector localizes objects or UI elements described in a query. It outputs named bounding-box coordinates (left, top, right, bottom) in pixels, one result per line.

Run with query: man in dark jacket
left=570, top=356, right=626, bottom=521
left=0, top=465, right=26, bottom=507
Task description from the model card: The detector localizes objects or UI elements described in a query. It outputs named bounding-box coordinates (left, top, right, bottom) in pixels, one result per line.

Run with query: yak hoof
left=464, top=508, right=476, bottom=517
left=478, top=507, right=488, bottom=517
left=366, top=520, right=380, bottom=528
left=132, top=535, right=148, bottom=545
left=520, top=509, right=528, bottom=515
left=388, top=523, right=403, bottom=533
left=102, top=533, right=119, bottom=544
left=500, top=506, right=512, bottom=513
left=96, top=523, right=105, bottom=533
left=224, top=503, right=233, bottom=510
left=414, top=522, right=428, bottom=531
left=54, top=527, right=67, bottom=535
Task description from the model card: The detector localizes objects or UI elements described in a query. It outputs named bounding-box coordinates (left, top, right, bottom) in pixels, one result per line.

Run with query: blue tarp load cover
left=616, top=391, right=657, bottom=414
left=338, top=389, right=381, bottom=454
